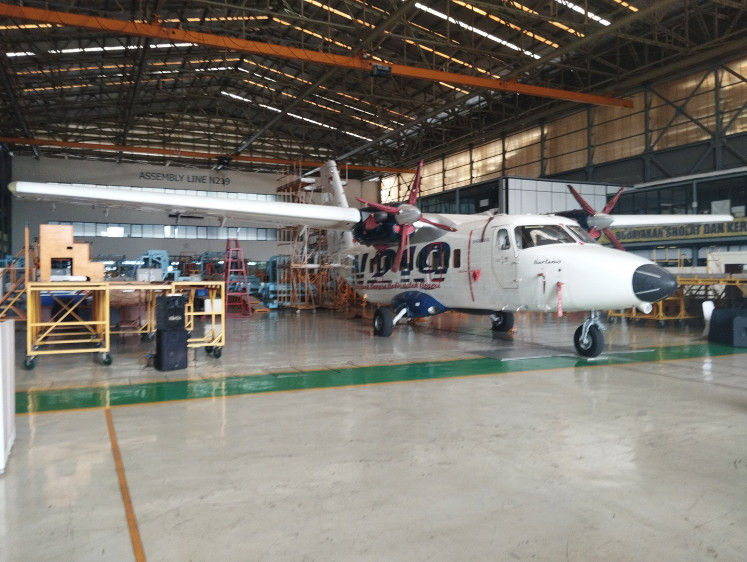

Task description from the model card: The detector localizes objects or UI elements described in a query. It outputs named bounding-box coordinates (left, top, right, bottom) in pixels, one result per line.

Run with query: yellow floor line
left=106, top=408, right=146, bottom=562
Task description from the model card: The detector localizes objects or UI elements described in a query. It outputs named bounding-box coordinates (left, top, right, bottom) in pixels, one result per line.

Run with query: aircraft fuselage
left=348, top=213, right=676, bottom=315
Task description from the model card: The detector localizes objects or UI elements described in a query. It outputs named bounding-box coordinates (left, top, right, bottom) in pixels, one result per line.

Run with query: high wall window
left=592, top=92, right=646, bottom=164
left=50, top=221, right=277, bottom=241
left=696, top=176, right=747, bottom=216
left=614, top=174, right=746, bottom=218
left=545, top=113, right=588, bottom=175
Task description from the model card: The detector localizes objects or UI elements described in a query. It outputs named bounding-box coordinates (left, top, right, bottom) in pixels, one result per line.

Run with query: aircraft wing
left=9, top=181, right=362, bottom=230
left=603, top=214, right=733, bottom=228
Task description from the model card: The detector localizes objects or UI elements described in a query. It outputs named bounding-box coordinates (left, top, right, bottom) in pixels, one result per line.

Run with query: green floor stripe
left=16, top=343, right=744, bottom=414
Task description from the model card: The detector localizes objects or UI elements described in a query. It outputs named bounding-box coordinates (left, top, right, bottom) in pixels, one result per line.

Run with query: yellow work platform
left=24, top=280, right=225, bottom=369
left=609, top=274, right=747, bottom=323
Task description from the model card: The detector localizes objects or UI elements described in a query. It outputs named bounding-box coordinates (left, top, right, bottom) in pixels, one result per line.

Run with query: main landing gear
left=574, top=311, right=605, bottom=357
left=373, top=306, right=407, bottom=337
left=490, top=311, right=514, bottom=332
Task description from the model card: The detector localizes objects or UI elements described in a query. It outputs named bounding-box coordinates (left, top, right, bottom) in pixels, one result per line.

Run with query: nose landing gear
left=574, top=311, right=604, bottom=357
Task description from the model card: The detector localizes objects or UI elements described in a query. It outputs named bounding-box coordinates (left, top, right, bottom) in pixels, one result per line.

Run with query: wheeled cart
left=23, top=280, right=225, bottom=369
left=25, top=282, right=111, bottom=369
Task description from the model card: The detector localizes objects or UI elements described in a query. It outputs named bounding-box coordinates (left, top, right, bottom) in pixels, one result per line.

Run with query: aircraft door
left=492, top=227, right=518, bottom=288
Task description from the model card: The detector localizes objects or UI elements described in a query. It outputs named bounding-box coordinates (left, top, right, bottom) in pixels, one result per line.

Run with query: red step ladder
left=224, top=239, right=252, bottom=317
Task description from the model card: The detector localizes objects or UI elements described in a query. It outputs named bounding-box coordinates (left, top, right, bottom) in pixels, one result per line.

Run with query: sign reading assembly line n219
left=138, top=171, right=231, bottom=185
left=602, top=218, right=747, bottom=244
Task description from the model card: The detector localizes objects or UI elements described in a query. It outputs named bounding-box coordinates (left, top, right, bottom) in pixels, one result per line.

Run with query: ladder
left=0, top=229, right=39, bottom=322
left=223, top=239, right=252, bottom=317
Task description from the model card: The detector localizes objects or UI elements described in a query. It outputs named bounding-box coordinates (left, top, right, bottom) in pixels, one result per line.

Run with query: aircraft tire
left=574, top=324, right=603, bottom=357
left=491, top=311, right=514, bottom=332
left=373, top=307, right=394, bottom=337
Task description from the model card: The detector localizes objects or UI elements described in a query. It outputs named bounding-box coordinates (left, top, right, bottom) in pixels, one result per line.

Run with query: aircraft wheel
left=491, top=311, right=514, bottom=332
left=373, top=307, right=394, bottom=337
left=574, top=324, right=603, bottom=357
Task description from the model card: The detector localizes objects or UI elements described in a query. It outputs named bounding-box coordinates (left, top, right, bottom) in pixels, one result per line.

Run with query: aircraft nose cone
left=632, top=264, right=678, bottom=302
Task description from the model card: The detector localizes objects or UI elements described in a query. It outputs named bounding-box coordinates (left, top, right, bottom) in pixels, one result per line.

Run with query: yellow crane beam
left=0, top=3, right=633, bottom=108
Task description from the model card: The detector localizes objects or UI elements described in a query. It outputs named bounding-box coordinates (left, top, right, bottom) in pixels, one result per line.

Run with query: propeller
left=567, top=185, right=626, bottom=251
left=356, top=161, right=456, bottom=271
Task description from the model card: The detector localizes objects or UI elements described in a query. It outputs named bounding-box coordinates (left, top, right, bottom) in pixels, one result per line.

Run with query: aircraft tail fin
left=320, top=161, right=354, bottom=253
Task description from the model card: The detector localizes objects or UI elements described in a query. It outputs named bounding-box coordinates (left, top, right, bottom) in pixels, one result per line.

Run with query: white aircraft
left=8, top=161, right=733, bottom=357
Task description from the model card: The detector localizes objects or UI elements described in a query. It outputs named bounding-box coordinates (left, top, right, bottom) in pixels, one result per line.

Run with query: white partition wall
left=505, top=177, right=616, bottom=215
left=0, top=319, right=15, bottom=473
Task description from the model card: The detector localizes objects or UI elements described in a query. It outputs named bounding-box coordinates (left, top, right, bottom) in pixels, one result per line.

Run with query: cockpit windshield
left=514, top=224, right=578, bottom=248
left=567, top=224, right=596, bottom=244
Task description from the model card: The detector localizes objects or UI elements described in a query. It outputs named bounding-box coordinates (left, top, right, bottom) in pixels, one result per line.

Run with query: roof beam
left=0, top=56, right=40, bottom=158
left=0, top=136, right=414, bottom=174
left=232, top=0, right=422, bottom=157
left=0, top=3, right=632, bottom=108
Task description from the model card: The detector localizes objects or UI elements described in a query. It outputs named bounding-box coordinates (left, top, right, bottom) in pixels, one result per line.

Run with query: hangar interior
left=1, top=1, right=747, bottom=560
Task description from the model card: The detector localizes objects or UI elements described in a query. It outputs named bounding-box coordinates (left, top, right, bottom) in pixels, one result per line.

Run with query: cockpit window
left=567, top=225, right=596, bottom=244
left=515, top=225, right=577, bottom=248
left=496, top=228, right=510, bottom=250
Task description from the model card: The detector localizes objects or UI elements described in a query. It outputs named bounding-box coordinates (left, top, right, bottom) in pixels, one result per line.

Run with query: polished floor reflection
left=2, top=310, right=747, bottom=561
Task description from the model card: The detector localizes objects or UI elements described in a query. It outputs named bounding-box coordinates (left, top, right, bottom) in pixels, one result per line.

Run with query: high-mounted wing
left=601, top=214, right=735, bottom=228
left=9, top=181, right=362, bottom=230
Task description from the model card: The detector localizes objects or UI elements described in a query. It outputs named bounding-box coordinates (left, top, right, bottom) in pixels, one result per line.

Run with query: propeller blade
left=408, top=160, right=424, bottom=206
left=356, top=197, right=399, bottom=214
left=362, top=213, right=379, bottom=233
left=567, top=185, right=597, bottom=216
left=391, top=224, right=414, bottom=272
left=602, top=186, right=625, bottom=214
left=419, top=215, right=457, bottom=232
left=603, top=227, right=626, bottom=251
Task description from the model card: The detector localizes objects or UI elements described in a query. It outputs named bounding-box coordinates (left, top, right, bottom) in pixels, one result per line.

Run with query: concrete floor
left=2, top=310, right=746, bottom=561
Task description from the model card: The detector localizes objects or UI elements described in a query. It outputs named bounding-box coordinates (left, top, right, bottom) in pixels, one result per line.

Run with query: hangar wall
left=9, top=157, right=376, bottom=261
left=382, top=56, right=747, bottom=202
